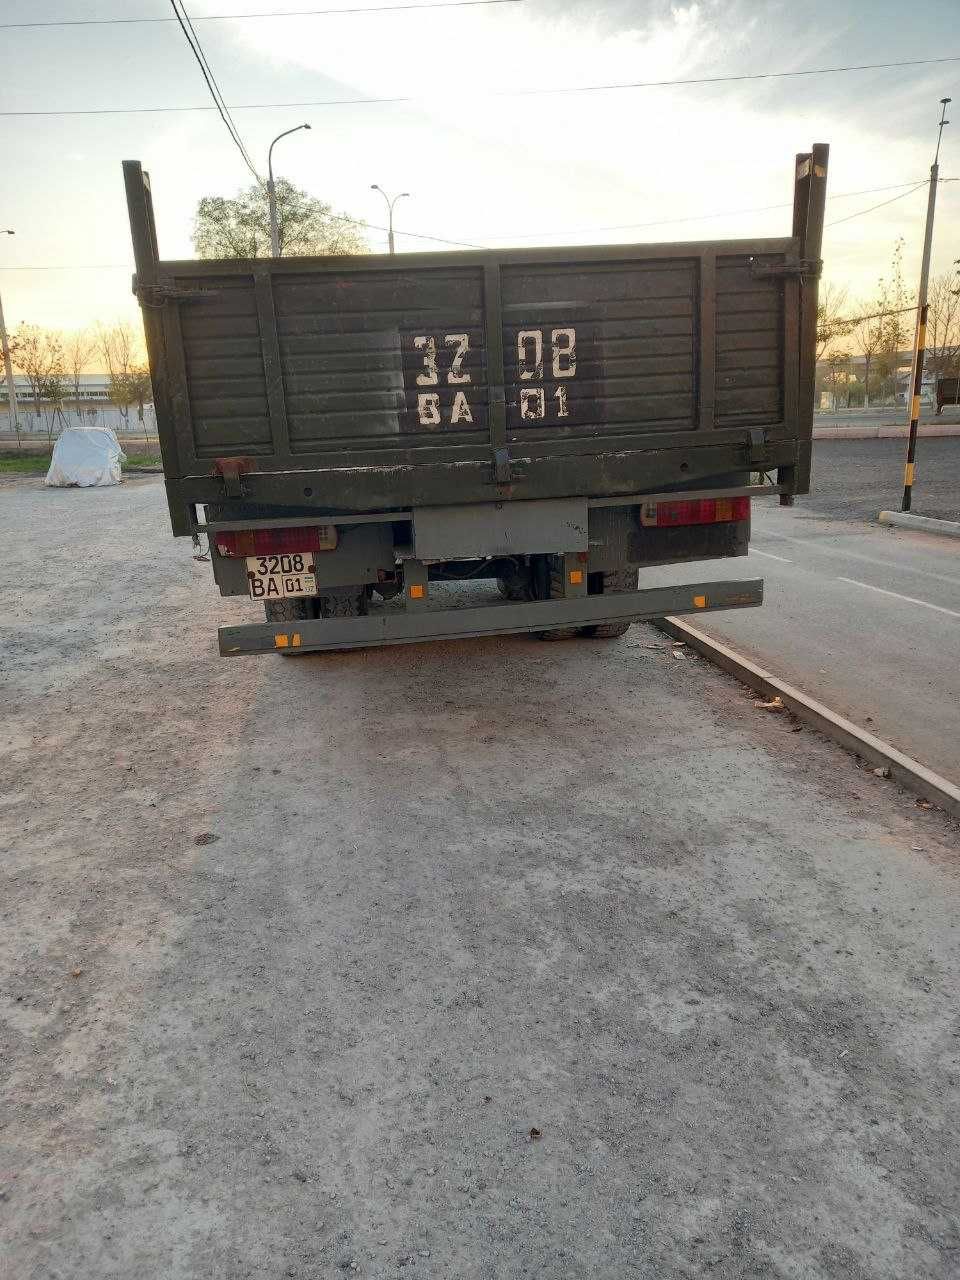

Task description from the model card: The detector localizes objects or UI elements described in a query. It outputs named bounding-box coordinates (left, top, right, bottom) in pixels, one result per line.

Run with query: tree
left=64, top=329, right=94, bottom=412
left=926, top=271, right=960, bottom=379
left=826, top=349, right=853, bottom=409
left=98, top=321, right=153, bottom=442
left=38, top=372, right=68, bottom=442
left=13, top=324, right=65, bottom=438
left=816, top=283, right=858, bottom=361
left=193, top=179, right=368, bottom=258
left=853, top=305, right=884, bottom=408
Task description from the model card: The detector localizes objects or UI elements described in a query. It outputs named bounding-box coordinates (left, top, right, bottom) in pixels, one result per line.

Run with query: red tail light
left=214, top=525, right=338, bottom=557
left=641, top=497, right=750, bottom=528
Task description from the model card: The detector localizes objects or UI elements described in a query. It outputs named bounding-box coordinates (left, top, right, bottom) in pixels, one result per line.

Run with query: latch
left=746, top=428, right=767, bottom=465
left=492, top=447, right=512, bottom=484
left=213, top=457, right=255, bottom=498
left=750, top=257, right=822, bottom=282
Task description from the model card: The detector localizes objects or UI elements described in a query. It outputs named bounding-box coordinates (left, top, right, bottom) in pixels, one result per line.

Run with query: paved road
left=803, top=436, right=960, bottom=523
left=649, top=501, right=960, bottom=783
left=3, top=476, right=960, bottom=1280
left=814, top=404, right=960, bottom=429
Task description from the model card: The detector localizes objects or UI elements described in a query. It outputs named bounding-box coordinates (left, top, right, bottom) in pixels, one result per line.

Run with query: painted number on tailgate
left=517, top=327, right=576, bottom=422
left=413, top=333, right=474, bottom=427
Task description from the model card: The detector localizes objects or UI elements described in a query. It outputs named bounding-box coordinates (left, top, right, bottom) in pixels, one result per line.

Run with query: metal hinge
left=133, top=277, right=221, bottom=307
left=213, top=456, right=255, bottom=498
left=492, top=447, right=512, bottom=484
left=750, top=257, right=822, bottom=282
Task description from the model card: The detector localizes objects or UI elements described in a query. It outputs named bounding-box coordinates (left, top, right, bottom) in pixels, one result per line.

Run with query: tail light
left=214, top=525, right=338, bottom=557
left=640, top=497, right=750, bottom=528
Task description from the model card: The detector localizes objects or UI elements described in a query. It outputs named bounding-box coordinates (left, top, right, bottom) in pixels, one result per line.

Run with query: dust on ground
left=2, top=477, right=959, bottom=1279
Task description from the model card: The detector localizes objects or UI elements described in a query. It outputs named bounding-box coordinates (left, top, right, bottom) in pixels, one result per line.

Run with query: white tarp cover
left=44, top=427, right=126, bottom=488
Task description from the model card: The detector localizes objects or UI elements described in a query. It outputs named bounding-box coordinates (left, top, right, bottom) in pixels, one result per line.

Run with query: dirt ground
left=2, top=476, right=959, bottom=1280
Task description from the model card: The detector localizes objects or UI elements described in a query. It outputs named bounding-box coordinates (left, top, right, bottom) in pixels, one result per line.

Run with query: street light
left=370, top=185, right=410, bottom=255
left=267, top=124, right=311, bottom=258
left=0, top=228, right=19, bottom=442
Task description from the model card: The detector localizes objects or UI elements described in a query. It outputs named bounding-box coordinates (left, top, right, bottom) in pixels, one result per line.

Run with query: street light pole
left=901, top=97, right=950, bottom=512
left=0, top=228, right=19, bottom=445
left=370, top=185, right=410, bottom=254
left=267, top=123, right=311, bottom=258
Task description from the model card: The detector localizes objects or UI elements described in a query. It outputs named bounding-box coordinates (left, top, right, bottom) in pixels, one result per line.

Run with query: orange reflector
left=693, top=594, right=707, bottom=608
left=275, top=633, right=289, bottom=648
left=569, top=569, right=584, bottom=585
left=409, top=584, right=425, bottom=599
left=292, top=633, right=302, bottom=647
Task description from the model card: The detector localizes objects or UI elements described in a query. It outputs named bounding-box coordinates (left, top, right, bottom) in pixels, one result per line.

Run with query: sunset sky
left=1, top=0, right=958, bottom=340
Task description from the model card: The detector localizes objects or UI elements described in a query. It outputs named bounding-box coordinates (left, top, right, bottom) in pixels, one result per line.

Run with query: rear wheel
left=264, top=597, right=315, bottom=623
left=581, top=567, right=637, bottom=639
left=317, top=587, right=367, bottom=618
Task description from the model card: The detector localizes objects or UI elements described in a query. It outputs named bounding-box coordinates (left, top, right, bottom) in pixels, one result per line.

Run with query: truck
left=123, top=145, right=828, bottom=657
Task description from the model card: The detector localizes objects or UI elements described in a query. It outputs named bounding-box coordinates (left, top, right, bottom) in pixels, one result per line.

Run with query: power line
left=0, top=1, right=521, bottom=28
left=825, top=183, right=927, bottom=227
left=0, top=216, right=483, bottom=269
left=4, top=54, right=958, bottom=117
left=3, top=173, right=956, bottom=270
left=483, top=180, right=934, bottom=241
left=168, top=0, right=261, bottom=182
left=837, top=305, right=918, bottom=325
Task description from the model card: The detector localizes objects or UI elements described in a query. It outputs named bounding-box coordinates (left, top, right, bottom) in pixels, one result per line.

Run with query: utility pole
left=370, top=185, right=410, bottom=254
left=901, top=97, right=950, bottom=511
left=0, top=228, right=19, bottom=445
left=267, top=124, right=311, bottom=258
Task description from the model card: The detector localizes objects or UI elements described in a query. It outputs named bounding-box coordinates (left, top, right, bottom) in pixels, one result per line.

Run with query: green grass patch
left=0, top=449, right=161, bottom=475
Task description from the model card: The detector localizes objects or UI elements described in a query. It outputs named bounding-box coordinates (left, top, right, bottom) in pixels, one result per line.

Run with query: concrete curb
left=878, top=510, right=960, bottom=539
left=655, top=617, right=960, bottom=821
left=813, top=424, right=960, bottom=440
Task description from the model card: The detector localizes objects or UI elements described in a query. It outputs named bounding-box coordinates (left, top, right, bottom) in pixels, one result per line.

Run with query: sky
left=1, top=0, right=959, bottom=342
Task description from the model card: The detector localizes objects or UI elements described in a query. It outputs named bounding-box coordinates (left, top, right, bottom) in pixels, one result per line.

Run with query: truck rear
left=124, top=146, right=827, bottom=656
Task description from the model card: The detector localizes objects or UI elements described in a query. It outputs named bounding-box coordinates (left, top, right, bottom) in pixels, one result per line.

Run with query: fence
left=1, top=404, right=158, bottom=438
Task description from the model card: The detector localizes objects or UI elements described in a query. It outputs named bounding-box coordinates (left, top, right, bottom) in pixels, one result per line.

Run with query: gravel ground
left=804, top=438, right=960, bottom=524
left=2, top=476, right=959, bottom=1280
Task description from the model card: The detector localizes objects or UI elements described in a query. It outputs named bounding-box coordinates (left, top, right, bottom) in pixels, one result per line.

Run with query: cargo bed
left=124, top=148, right=827, bottom=537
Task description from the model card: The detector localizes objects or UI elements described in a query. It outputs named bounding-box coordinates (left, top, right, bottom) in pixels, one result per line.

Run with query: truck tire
left=318, top=587, right=367, bottom=618
left=536, top=560, right=578, bottom=641
left=264, top=598, right=315, bottom=623
left=582, top=567, right=637, bottom=639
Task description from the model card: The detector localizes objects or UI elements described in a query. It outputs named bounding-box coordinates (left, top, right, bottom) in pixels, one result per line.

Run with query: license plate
left=246, top=554, right=316, bottom=599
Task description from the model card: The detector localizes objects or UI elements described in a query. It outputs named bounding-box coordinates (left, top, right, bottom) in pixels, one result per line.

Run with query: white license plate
left=246, top=554, right=316, bottom=599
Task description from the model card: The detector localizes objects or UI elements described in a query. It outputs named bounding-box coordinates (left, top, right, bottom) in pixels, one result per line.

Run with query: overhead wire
left=3, top=54, right=959, bottom=117
left=168, top=0, right=262, bottom=182
left=483, top=180, right=936, bottom=241
left=2, top=174, right=953, bottom=269
left=825, top=183, right=928, bottom=227
left=0, top=1, right=522, bottom=27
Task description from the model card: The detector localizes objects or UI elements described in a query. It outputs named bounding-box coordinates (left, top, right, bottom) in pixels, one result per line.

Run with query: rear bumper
left=218, top=578, right=763, bottom=656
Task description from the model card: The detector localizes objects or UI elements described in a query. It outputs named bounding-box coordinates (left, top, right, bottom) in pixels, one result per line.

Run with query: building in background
left=0, top=374, right=156, bottom=436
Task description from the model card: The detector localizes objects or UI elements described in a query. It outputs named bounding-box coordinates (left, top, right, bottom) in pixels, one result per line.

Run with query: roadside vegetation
left=816, top=240, right=960, bottom=408
left=0, top=448, right=160, bottom=475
